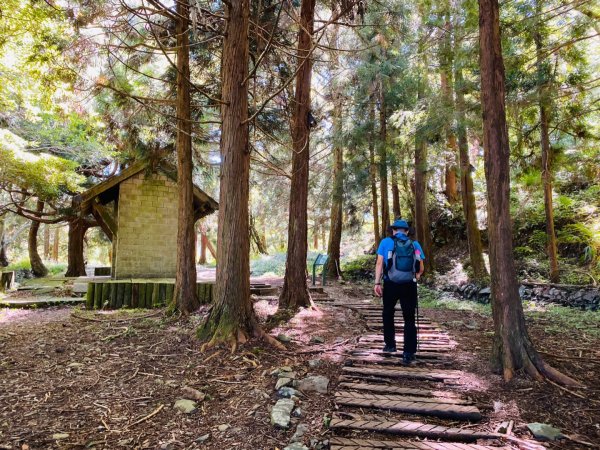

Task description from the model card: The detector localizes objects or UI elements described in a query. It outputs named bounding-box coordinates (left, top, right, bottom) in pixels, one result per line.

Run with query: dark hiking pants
left=382, top=280, right=418, bottom=353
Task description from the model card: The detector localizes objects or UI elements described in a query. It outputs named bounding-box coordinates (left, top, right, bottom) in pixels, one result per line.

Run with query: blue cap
left=391, top=219, right=409, bottom=229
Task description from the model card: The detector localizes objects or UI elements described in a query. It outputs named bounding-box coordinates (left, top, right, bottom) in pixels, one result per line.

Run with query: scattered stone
left=277, top=334, right=292, bottom=343
left=308, top=359, right=323, bottom=368
left=295, top=375, right=329, bottom=394
left=527, top=423, right=564, bottom=441
left=278, top=371, right=297, bottom=379
left=270, top=398, right=295, bottom=428
left=182, top=386, right=206, bottom=402
left=275, top=377, right=293, bottom=390
left=277, top=386, right=299, bottom=398
left=165, top=379, right=179, bottom=388
left=67, top=362, right=84, bottom=368
left=291, top=423, right=308, bottom=443
left=478, top=287, right=491, bottom=295
left=195, top=434, right=210, bottom=443
left=465, top=320, right=479, bottom=330
left=283, top=443, right=308, bottom=450
left=280, top=366, right=293, bottom=372
left=217, top=424, right=229, bottom=432
left=174, top=399, right=197, bottom=414
left=309, top=336, right=325, bottom=344
left=293, top=407, right=302, bottom=417
left=52, top=433, right=69, bottom=440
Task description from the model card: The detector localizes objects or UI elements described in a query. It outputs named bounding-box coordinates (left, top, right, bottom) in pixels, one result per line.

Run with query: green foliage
left=341, top=255, right=376, bottom=281
left=6, top=259, right=66, bottom=276
left=250, top=251, right=321, bottom=277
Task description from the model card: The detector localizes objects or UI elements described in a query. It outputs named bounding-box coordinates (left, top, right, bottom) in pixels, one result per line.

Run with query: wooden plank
left=334, top=392, right=481, bottom=421
left=337, top=383, right=469, bottom=402
left=329, top=437, right=510, bottom=450
left=337, top=382, right=462, bottom=399
left=350, top=350, right=450, bottom=360
left=347, top=356, right=449, bottom=367
left=165, top=283, right=174, bottom=304
left=343, top=366, right=462, bottom=381
left=152, top=282, right=160, bottom=307
left=124, top=282, right=132, bottom=308
left=335, top=391, right=472, bottom=406
left=132, top=283, right=140, bottom=308
left=329, top=414, right=496, bottom=442
left=145, top=283, right=154, bottom=308
left=86, top=283, right=95, bottom=310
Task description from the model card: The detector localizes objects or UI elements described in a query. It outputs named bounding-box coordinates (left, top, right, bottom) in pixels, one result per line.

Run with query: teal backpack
left=385, top=237, right=416, bottom=284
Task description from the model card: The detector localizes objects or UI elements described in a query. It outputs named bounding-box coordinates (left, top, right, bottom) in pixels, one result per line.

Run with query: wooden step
left=334, top=392, right=481, bottom=421
left=329, top=436, right=509, bottom=450
left=336, top=390, right=472, bottom=406
left=347, top=356, right=450, bottom=367
left=337, top=382, right=465, bottom=400
left=343, top=365, right=462, bottom=381
left=353, top=345, right=453, bottom=353
left=350, top=350, right=451, bottom=360
left=330, top=413, right=496, bottom=442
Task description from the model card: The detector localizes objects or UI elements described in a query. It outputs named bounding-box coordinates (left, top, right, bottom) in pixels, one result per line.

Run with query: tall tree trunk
left=327, top=49, right=343, bottom=278
left=440, top=4, right=460, bottom=205
left=455, top=66, right=487, bottom=279
left=52, top=226, right=59, bottom=262
left=279, top=0, right=316, bottom=310
left=369, top=101, right=380, bottom=247
left=65, top=216, right=87, bottom=277
left=250, top=214, right=268, bottom=254
left=479, top=0, right=575, bottom=385
left=414, top=56, right=435, bottom=271
left=43, top=224, right=50, bottom=259
left=172, top=0, right=199, bottom=313
left=198, top=224, right=207, bottom=264
left=28, top=201, right=48, bottom=277
left=0, top=217, right=8, bottom=267
left=378, top=82, right=390, bottom=238
left=313, top=222, right=319, bottom=249
left=200, top=0, right=280, bottom=350
left=391, top=166, right=401, bottom=219
left=534, top=15, right=559, bottom=283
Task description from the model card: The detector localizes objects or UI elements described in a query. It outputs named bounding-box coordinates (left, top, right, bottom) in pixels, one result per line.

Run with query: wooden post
left=94, top=283, right=102, bottom=309
left=124, top=282, right=132, bottom=308
left=132, top=283, right=140, bottom=308
left=152, top=283, right=160, bottom=307
left=86, top=283, right=95, bottom=310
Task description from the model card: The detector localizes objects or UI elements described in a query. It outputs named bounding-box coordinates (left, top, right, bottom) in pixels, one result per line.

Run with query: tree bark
left=250, top=214, right=268, bottom=254
left=172, top=0, right=199, bottom=314
left=43, top=224, right=51, bottom=259
left=279, top=0, right=316, bottom=310
left=198, top=225, right=207, bottom=264
left=369, top=101, right=380, bottom=247
left=199, top=0, right=280, bottom=350
left=534, top=10, right=559, bottom=283
left=378, top=82, right=390, bottom=238
left=28, top=201, right=48, bottom=277
left=0, top=217, right=8, bottom=267
left=479, top=0, right=576, bottom=385
left=327, top=60, right=343, bottom=278
left=52, top=226, right=59, bottom=261
left=414, top=53, right=434, bottom=272
left=391, top=166, right=401, bottom=219
left=455, top=66, right=487, bottom=280
left=313, top=222, right=319, bottom=249
left=66, top=216, right=87, bottom=277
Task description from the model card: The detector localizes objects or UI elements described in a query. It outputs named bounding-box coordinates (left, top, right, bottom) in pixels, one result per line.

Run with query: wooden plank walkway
left=328, top=300, right=509, bottom=449
left=330, top=437, right=510, bottom=450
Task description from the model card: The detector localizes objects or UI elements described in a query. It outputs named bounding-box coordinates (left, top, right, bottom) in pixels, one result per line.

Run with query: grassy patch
left=525, top=303, right=600, bottom=338
left=418, top=286, right=492, bottom=314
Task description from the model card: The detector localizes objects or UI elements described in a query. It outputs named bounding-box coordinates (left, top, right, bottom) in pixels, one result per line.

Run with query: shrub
left=341, top=254, right=377, bottom=281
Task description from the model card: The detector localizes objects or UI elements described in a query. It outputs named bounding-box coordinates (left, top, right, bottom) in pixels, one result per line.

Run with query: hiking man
left=374, top=219, right=425, bottom=364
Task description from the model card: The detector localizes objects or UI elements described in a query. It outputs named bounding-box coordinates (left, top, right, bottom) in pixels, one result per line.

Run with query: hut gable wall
left=113, top=171, right=178, bottom=279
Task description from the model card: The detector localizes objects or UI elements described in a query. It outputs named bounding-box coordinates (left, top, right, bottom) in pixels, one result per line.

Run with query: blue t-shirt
left=377, top=232, right=425, bottom=265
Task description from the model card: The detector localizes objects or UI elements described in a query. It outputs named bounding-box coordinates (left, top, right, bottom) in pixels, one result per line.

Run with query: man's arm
left=416, top=260, right=424, bottom=279
left=374, top=255, right=384, bottom=296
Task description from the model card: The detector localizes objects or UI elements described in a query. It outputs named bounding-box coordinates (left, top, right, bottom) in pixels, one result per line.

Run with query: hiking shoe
left=402, top=352, right=416, bottom=364
left=382, top=345, right=397, bottom=353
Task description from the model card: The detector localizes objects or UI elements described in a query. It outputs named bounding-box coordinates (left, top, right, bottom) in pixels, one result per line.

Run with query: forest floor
left=0, top=282, right=598, bottom=449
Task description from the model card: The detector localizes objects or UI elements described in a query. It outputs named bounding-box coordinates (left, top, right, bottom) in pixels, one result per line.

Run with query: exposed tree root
left=199, top=307, right=285, bottom=353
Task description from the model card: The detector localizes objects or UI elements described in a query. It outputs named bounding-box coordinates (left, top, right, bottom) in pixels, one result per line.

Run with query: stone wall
left=113, top=172, right=179, bottom=279
left=445, top=282, right=600, bottom=311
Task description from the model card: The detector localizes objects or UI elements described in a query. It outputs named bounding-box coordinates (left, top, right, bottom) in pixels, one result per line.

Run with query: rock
left=217, top=424, right=229, bottom=432
left=275, top=377, right=292, bottom=390
left=278, top=371, right=297, bottom=379
left=308, top=359, right=323, bottom=368
left=478, top=287, right=491, bottom=295
left=527, top=423, right=564, bottom=441
left=293, top=407, right=302, bottom=417
left=195, top=434, right=210, bottom=443
left=295, top=375, right=329, bottom=394
left=270, top=398, right=295, bottom=428
left=280, top=366, right=293, bottom=372
left=182, top=386, right=206, bottom=401
left=277, top=386, right=299, bottom=398
left=309, top=336, right=325, bottom=344
left=52, top=433, right=69, bottom=440
left=284, top=443, right=308, bottom=450
left=465, top=320, right=479, bottom=330
left=277, top=334, right=292, bottom=343
left=291, top=423, right=308, bottom=442
left=174, top=399, right=197, bottom=414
